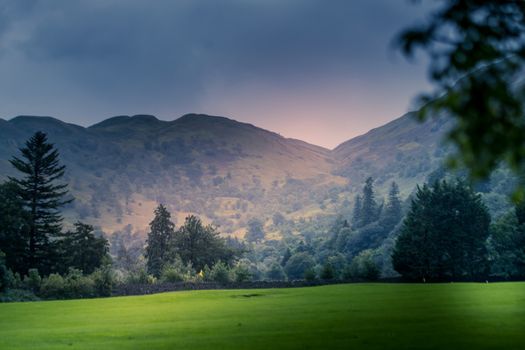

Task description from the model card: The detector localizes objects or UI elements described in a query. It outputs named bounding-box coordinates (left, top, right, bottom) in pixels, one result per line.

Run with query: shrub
left=0, top=251, right=7, bottom=292
left=161, top=266, right=185, bottom=282
left=320, top=262, right=335, bottom=280
left=64, top=269, right=96, bottom=298
left=160, top=257, right=195, bottom=283
left=40, top=269, right=96, bottom=299
left=2, top=269, right=17, bottom=290
left=201, top=265, right=211, bottom=281
left=284, top=252, right=316, bottom=280
left=232, top=262, right=252, bottom=282
left=346, top=250, right=380, bottom=281
left=304, top=267, right=317, bottom=281
left=39, top=274, right=67, bottom=299
left=24, top=269, right=41, bottom=293
left=0, top=289, right=40, bottom=302
left=265, top=262, right=286, bottom=281
left=125, top=268, right=156, bottom=285
left=209, top=261, right=231, bottom=283
left=91, top=266, right=115, bottom=297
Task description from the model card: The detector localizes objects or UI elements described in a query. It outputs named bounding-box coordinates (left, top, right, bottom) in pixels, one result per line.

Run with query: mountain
left=0, top=112, right=513, bottom=236
left=333, top=112, right=453, bottom=197
left=0, top=114, right=346, bottom=235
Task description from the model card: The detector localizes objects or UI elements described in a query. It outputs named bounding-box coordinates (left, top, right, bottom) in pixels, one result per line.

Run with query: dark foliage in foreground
left=398, top=0, right=525, bottom=187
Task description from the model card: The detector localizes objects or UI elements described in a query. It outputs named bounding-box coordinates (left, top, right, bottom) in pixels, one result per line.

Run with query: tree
left=9, top=132, right=72, bottom=275
left=245, top=218, right=265, bottom=243
left=488, top=201, right=525, bottom=278
left=347, top=249, right=380, bottom=281
left=284, top=252, right=315, bottom=280
left=0, top=251, right=8, bottom=292
left=381, top=182, right=403, bottom=230
left=266, top=261, right=286, bottom=280
left=351, top=194, right=362, bottom=229
left=392, top=180, right=491, bottom=281
left=0, top=181, right=30, bottom=274
left=172, top=215, right=235, bottom=271
left=58, top=222, right=109, bottom=275
left=145, top=204, right=175, bottom=277
left=281, top=247, right=292, bottom=267
left=320, top=261, right=335, bottom=280
left=272, top=212, right=286, bottom=227
left=358, top=177, right=379, bottom=228
left=398, top=0, right=525, bottom=191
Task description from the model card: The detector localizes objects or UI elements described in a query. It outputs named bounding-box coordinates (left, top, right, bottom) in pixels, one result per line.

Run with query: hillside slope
left=0, top=114, right=345, bottom=234
left=0, top=111, right=513, bottom=235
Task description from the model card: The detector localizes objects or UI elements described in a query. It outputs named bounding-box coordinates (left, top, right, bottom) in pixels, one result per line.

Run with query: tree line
left=1, top=132, right=524, bottom=301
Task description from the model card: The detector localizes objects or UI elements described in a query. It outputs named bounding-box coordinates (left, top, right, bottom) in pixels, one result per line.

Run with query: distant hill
left=0, top=112, right=514, bottom=236
left=0, top=114, right=345, bottom=235
left=333, top=112, right=453, bottom=197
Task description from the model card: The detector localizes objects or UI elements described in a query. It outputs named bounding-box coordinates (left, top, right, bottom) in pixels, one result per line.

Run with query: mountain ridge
left=0, top=112, right=512, bottom=236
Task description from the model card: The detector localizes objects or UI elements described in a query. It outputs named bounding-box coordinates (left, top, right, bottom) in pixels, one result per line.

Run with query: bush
left=346, top=250, right=380, bottom=281
left=320, top=262, right=335, bottom=280
left=232, top=262, right=252, bottom=282
left=160, top=257, right=195, bottom=283
left=209, top=261, right=231, bottom=283
left=304, top=267, right=317, bottom=281
left=39, top=274, right=67, bottom=299
left=64, top=269, right=95, bottom=299
left=265, top=262, right=286, bottom=281
left=91, top=266, right=115, bottom=297
left=284, top=252, right=316, bottom=280
left=0, top=289, right=40, bottom=302
left=2, top=269, right=17, bottom=290
left=125, top=268, right=156, bottom=285
left=39, top=269, right=96, bottom=299
left=0, top=251, right=7, bottom=292
left=160, top=265, right=185, bottom=283
left=24, top=269, right=41, bottom=293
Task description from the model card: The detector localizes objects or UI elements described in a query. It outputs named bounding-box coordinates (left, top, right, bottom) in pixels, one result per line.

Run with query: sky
left=0, top=0, right=435, bottom=149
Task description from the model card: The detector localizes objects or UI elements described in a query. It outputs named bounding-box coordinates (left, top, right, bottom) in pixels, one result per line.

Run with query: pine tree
left=359, top=177, right=378, bottom=228
left=145, top=204, right=175, bottom=277
left=245, top=218, right=265, bottom=243
left=382, top=182, right=403, bottom=230
left=351, top=194, right=362, bottom=228
left=8, top=132, right=71, bottom=274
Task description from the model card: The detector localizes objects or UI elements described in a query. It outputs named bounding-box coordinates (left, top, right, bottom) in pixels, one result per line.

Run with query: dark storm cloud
left=0, top=0, right=433, bottom=147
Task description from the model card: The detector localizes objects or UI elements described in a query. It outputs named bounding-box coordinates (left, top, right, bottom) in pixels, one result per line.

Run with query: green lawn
left=0, top=283, right=524, bottom=349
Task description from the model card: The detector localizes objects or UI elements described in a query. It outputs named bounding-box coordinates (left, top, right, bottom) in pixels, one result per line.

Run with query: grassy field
left=0, top=283, right=524, bottom=349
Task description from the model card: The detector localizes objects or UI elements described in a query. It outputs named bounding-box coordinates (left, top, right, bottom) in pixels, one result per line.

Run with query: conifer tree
left=145, top=204, right=175, bottom=277
left=9, top=132, right=71, bottom=274
left=382, top=181, right=403, bottom=230
left=351, top=194, right=362, bottom=228
left=392, top=180, right=490, bottom=280
left=245, top=218, right=265, bottom=243
left=359, top=177, right=379, bottom=228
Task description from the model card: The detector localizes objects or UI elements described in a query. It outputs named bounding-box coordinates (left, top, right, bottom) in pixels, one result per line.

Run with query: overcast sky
left=0, top=0, right=435, bottom=148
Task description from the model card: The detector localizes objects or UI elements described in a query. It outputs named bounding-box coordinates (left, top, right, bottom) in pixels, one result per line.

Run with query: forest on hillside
left=1, top=132, right=524, bottom=301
